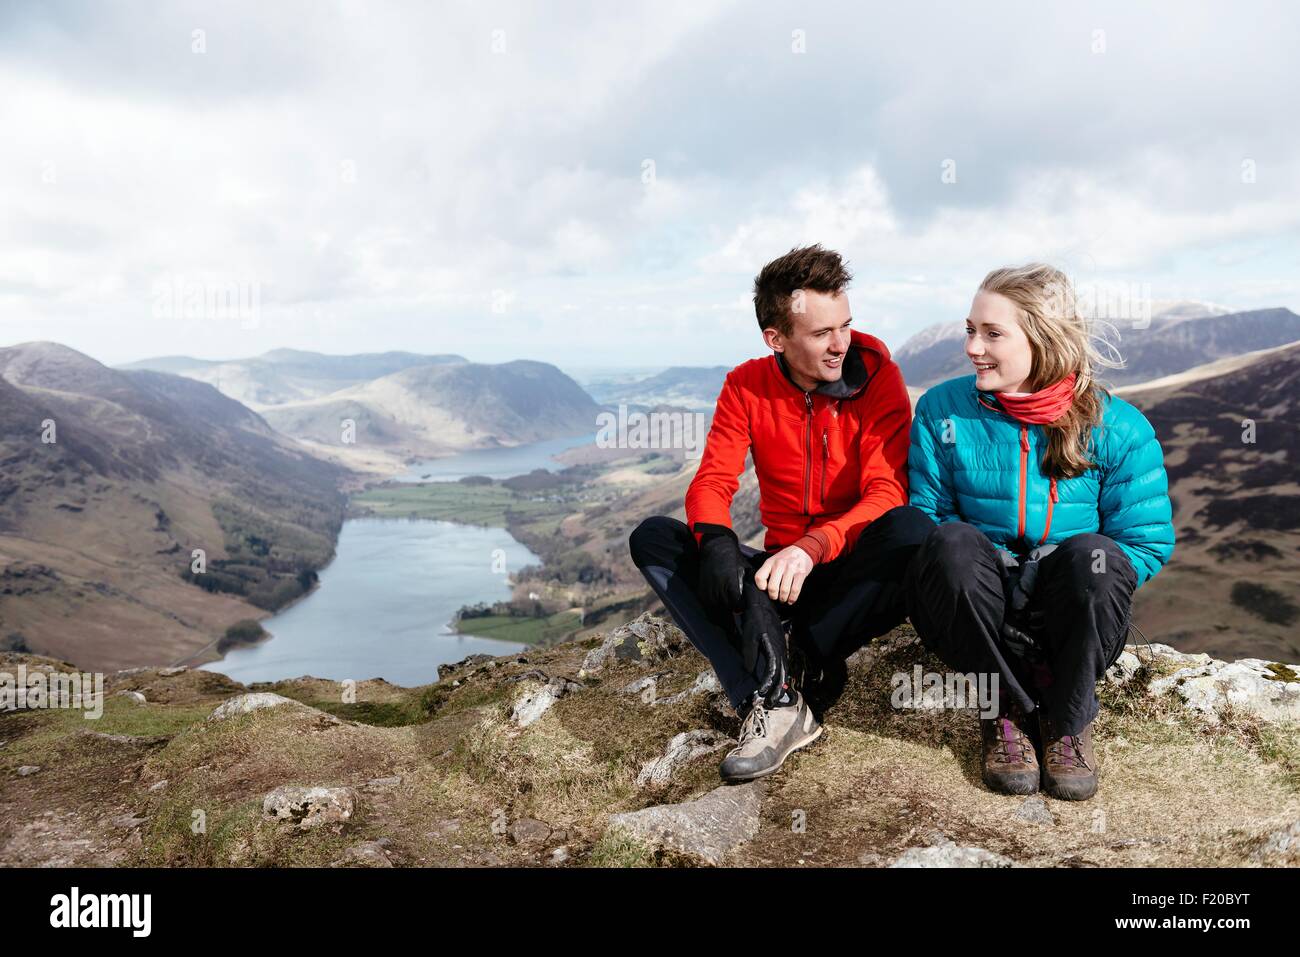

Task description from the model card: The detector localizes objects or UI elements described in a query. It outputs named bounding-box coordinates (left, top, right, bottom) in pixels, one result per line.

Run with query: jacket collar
left=773, top=341, right=869, bottom=399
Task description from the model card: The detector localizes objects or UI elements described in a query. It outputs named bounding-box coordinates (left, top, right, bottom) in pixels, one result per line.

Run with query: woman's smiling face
left=966, top=291, right=1034, bottom=393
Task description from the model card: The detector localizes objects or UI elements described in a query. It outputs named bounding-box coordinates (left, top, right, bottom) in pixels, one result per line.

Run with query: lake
left=200, top=518, right=539, bottom=687
left=392, top=431, right=598, bottom=482
left=200, top=429, right=602, bottom=685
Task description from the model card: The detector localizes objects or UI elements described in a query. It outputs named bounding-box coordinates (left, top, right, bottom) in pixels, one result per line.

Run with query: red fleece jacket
left=685, top=330, right=911, bottom=564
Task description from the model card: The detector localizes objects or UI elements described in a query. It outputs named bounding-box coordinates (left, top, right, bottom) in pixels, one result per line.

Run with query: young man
left=628, top=244, right=934, bottom=782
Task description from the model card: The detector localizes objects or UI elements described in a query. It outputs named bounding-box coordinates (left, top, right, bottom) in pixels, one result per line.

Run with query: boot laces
left=737, top=699, right=770, bottom=746
left=992, top=717, right=1032, bottom=765
left=1047, top=733, right=1091, bottom=771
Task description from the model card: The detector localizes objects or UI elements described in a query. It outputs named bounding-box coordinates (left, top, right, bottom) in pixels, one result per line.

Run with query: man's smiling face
left=762, top=289, right=852, bottom=392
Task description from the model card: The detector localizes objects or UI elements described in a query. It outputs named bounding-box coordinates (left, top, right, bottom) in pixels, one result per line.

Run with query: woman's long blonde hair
left=978, top=263, right=1117, bottom=480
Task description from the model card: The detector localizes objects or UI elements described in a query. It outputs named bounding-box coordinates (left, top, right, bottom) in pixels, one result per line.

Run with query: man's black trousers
left=628, top=505, right=935, bottom=710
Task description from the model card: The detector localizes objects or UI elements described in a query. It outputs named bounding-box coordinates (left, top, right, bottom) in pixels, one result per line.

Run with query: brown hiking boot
left=1038, top=713, right=1099, bottom=801
left=979, top=701, right=1039, bottom=795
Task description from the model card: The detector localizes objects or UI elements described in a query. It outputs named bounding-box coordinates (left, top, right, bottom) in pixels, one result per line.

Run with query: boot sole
left=1042, top=775, right=1098, bottom=801
left=720, top=724, right=824, bottom=783
left=982, top=768, right=1041, bottom=795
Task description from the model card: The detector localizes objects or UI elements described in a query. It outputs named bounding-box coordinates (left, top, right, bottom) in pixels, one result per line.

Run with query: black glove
left=696, top=523, right=744, bottom=616
left=742, top=573, right=789, bottom=708
left=995, top=545, right=1057, bottom=657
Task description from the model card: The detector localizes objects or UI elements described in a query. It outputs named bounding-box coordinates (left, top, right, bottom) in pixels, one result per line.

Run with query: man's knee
left=628, top=515, right=691, bottom=568
left=864, top=504, right=937, bottom=549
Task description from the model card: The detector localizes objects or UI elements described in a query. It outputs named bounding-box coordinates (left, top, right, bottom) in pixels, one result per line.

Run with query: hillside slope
left=1, top=617, right=1295, bottom=868
left=0, top=342, right=350, bottom=671
left=1121, top=340, right=1300, bottom=662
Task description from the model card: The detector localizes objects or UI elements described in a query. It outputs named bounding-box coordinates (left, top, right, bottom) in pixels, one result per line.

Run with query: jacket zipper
left=803, top=392, right=813, bottom=515
left=820, top=429, right=828, bottom=508
left=1038, top=477, right=1058, bottom=546
left=980, top=394, right=1056, bottom=547
left=1016, top=424, right=1029, bottom=540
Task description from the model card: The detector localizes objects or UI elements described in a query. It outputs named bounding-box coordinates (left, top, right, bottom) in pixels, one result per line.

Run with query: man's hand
left=754, top=544, right=815, bottom=604
left=696, top=524, right=744, bottom=615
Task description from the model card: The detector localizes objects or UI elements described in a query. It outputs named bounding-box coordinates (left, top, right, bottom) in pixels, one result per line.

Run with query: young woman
left=903, top=264, right=1174, bottom=801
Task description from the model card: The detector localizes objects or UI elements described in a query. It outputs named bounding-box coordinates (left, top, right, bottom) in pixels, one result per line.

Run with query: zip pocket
left=820, top=430, right=828, bottom=507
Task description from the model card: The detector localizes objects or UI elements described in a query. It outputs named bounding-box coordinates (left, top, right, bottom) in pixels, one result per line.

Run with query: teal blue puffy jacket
left=908, top=374, right=1175, bottom=588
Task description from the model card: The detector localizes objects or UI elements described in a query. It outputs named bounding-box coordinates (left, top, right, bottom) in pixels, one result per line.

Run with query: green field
left=350, top=482, right=558, bottom=526
left=455, top=611, right=584, bottom=646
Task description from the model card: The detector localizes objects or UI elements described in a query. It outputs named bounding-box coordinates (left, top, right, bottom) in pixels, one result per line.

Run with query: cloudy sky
left=2, top=0, right=1298, bottom=369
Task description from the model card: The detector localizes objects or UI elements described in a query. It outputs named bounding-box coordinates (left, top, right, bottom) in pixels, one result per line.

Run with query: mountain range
left=895, top=302, right=1300, bottom=389
left=121, top=349, right=602, bottom=473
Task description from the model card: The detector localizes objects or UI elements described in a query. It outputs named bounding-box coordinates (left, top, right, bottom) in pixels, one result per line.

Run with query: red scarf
left=989, top=372, right=1077, bottom=424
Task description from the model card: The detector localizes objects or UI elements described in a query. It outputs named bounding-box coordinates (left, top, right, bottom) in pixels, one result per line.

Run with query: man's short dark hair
left=752, top=243, right=853, bottom=337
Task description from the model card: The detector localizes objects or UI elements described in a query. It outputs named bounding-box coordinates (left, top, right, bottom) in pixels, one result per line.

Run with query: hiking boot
left=719, top=690, right=822, bottom=783
left=979, top=700, right=1040, bottom=795
left=1038, top=713, right=1099, bottom=801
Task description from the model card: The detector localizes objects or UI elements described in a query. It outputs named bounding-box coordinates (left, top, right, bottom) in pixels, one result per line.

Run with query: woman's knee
left=919, top=520, right=988, bottom=563
left=1049, top=534, right=1136, bottom=594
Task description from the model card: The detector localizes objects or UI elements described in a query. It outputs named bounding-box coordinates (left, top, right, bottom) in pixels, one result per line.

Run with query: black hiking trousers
left=628, top=505, right=935, bottom=711
left=903, top=519, right=1139, bottom=737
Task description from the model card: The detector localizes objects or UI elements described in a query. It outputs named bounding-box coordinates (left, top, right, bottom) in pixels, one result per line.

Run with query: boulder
left=579, top=613, right=689, bottom=677
left=890, top=835, right=1019, bottom=868
left=207, top=692, right=298, bottom=722
left=262, top=785, right=359, bottom=831
left=608, top=781, right=763, bottom=865
left=510, top=676, right=582, bottom=727
left=1148, top=657, right=1300, bottom=723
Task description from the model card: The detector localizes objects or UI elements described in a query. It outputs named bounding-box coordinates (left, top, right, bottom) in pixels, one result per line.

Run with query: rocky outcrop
left=510, top=676, right=583, bottom=727
left=207, top=692, right=299, bottom=722
left=3, top=617, right=1297, bottom=869
left=579, top=613, right=689, bottom=677
left=609, top=782, right=764, bottom=865
left=635, top=729, right=734, bottom=789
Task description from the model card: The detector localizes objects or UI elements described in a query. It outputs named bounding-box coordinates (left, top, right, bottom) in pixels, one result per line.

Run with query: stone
left=16, top=765, right=40, bottom=776
left=890, top=835, right=1020, bottom=868
left=335, top=841, right=392, bottom=867
left=148, top=780, right=168, bottom=793
left=509, top=817, right=553, bottom=846
left=1014, top=796, right=1056, bottom=826
left=1105, top=651, right=1142, bottom=686
left=548, top=845, right=570, bottom=865
left=1251, top=820, right=1300, bottom=863
left=608, top=781, right=764, bottom=865
left=1148, top=656, right=1300, bottom=723
left=656, top=669, right=725, bottom=707
left=510, top=676, right=581, bottom=727
left=158, top=666, right=188, bottom=677
left=579, top=613, right=689, bottom=677
left=207, top=692, right=298, bottom=722
left=438, top=654, right=494, bottom=680
left=635, top=729, right=735, bottom=788
left=364, top=775, right=404, bottom=790
left=261, top=785, right=359, bottom=830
